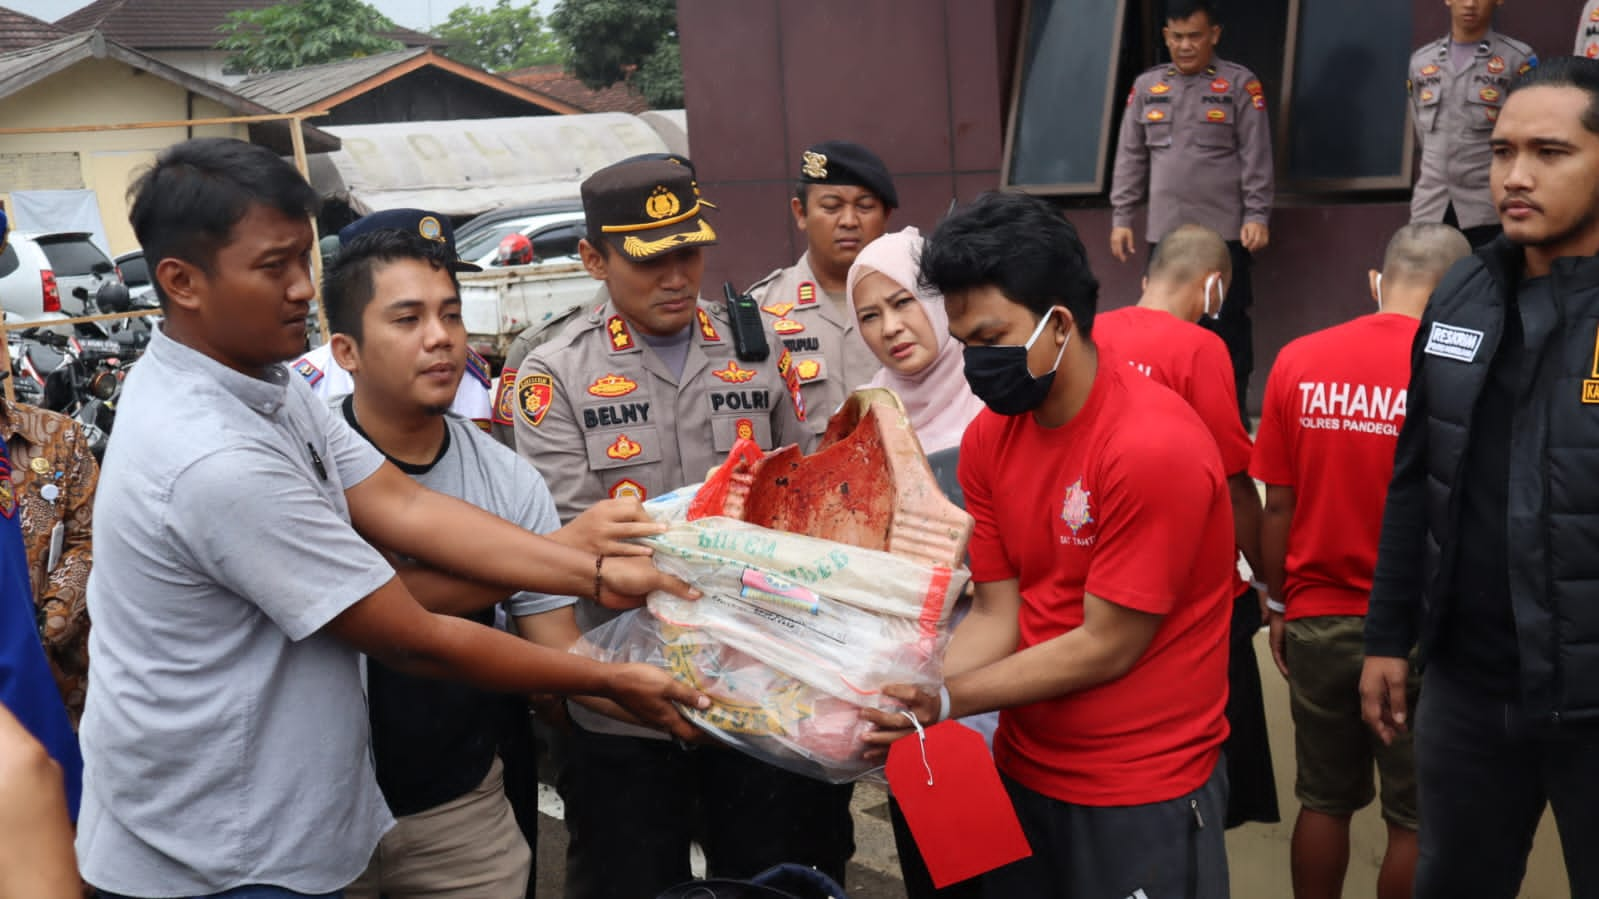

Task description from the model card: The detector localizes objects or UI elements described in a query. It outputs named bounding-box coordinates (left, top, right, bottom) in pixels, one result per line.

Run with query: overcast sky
left=9, top=0, right=530, bottom=33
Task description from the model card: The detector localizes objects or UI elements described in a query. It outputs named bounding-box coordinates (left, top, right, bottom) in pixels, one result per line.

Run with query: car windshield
left=37, top=236, right=110, bottom=277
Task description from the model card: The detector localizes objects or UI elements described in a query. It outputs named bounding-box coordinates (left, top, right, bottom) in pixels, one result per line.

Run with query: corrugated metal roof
left=0, top=31, right=339, bottom=153
left=233, top=47, right=427, bottom=111
left=57, top=0, right=443, bottom=51
left=0, top=6, right=69, bottom=52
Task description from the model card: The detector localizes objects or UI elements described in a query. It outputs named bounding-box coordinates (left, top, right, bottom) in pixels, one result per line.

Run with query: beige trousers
left=346, top=755, right=532, bottom=899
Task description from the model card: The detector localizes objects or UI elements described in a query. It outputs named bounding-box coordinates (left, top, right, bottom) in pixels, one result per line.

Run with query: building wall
left=0, top=57, right=243, bottom=254
left=680, top=1, right=1580, bottom=895
left=150, top=48, right=244, bottom=86
left=682, top=0, right=1588, bottom=412
left=322, top=70, right=562, bottom=127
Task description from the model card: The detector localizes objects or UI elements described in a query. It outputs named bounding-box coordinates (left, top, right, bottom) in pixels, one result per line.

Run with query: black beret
left=797, top=140, right=898, bottom=209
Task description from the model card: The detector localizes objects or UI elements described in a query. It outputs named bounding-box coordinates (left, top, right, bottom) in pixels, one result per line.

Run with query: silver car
left=0, top=231, right=118, bottom=325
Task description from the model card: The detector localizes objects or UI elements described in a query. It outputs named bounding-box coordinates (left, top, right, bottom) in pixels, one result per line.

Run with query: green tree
left=434, top=0, right=566, bottom=73
left=217, top=0, right=404, bottom=75
left=549, top=0, right=682, bottom=107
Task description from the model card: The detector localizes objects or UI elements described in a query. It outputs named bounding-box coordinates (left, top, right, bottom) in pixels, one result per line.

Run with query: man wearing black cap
left=746, top=140, right=894, bottom=434
left=511, top=157, right=842, bottom=898
left=291, top=209, right=496, bottom=431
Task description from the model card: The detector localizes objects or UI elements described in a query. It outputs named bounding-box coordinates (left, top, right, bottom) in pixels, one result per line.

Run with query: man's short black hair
left=1165, top=0, right=1219, bottom=25
left=127, top=137, right=319, bottom=309
left=919, top=192, right=1100, bottom=338
left=323, top=230, right=458, bottom=343
left=1507, top=55, right=1599, bottom=135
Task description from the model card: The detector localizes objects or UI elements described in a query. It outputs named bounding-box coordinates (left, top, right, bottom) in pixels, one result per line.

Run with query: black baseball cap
left=338, top=208, right=482, bottom=272
left=797, top=141, right=898, bottom=209
left=581, top=157, right=719, bottom=262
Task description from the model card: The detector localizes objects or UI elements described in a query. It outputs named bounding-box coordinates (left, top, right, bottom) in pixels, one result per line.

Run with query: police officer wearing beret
left=1110, top=0, right=1274, bottom=426
left=746, top=141, right=892, bottom=434
left=511, top=158, right=850, bottom=898
left=1410, top=0, right=1536, bottom=248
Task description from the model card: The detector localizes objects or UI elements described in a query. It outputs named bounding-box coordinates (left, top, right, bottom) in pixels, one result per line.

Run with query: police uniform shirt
left=1110, top=57, right=1275, bottom=244
left=289, top=343, right=495, bottom=430
left=512, top=294, right=812, bottom=540
left=490, top=287, right=609, bottom=448
left=1409, top=33, right=1537, bottom=230
left=1579, top=1, right=1599, bottom=59
left=747, top=251, right=883, bottom=434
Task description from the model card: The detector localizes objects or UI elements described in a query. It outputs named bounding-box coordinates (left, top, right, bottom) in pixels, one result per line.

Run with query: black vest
left=1414, top=240, right=1599, bottom=724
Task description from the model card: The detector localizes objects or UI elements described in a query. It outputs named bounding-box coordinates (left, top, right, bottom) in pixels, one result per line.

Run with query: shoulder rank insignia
left=606, top=433, right=643, bottom=461
left=492, top=371, right=517, bottom=426
left=517, top=373, right=554, bottom=427
left=796, top=281, right=817, bottom=306
left=773, top=318, right=806, bottom=335
left=610, top=479, right=646, bottom=501
left=762, top=302, right=796, bottom=318
left=712, top=360, right=758, bottom=384
left=588, top=374, right=638, bottom=398
left=293, top=357, right=323, bottom=386
left=698, top=308, right=722, bottom=342
left=606, top=315, right=636, bottom=352
left=735, top=418, right=755, bottom=441
left=796, top=359, right=822, bottom=382
left=464, top=348, right=491, bottom=387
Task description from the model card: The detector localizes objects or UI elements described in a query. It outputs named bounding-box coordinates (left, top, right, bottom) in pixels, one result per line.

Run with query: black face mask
left=962, top=308, right=1069, bottom=416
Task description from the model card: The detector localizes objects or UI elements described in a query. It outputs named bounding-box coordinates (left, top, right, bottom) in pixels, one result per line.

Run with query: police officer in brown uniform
left=511, top=157, right=851, bottom=899
left=746, top=141, right=892, bottom=434
left=1579, top=0, right=1599, bottom=60
left=1409, top=0, right=1537, bottom=249
left=1110, top=0, right=1273, bottom=425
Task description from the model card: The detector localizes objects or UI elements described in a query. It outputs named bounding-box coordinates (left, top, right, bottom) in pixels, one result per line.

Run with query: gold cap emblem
left=801, top=150, right=828, bottom=179
left=645, top=185, right=681, bottom=220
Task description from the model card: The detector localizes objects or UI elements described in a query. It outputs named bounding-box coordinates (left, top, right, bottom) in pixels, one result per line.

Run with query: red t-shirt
left=1093, top=306, right=1252, bottom=476
left=959, top=358, right=1233, bottom=806
left=1249, top=313, right=1418, bottom=620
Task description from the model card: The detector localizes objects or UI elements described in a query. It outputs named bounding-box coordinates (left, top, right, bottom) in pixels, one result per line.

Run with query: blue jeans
left=100, top=883, right=343, bottom=889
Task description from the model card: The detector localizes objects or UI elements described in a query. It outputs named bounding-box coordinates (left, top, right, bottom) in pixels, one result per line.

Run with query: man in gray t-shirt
left=323, top=213, right=668, bottom=899
left=79, top=139, right=709, bottom=899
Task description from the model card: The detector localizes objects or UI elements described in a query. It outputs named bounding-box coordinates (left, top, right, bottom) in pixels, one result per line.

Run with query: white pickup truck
left=458, top=260, right=597, bottom=363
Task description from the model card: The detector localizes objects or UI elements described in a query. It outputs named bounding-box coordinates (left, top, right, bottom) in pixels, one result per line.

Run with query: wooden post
left=287, top=114, right=330, bottom=345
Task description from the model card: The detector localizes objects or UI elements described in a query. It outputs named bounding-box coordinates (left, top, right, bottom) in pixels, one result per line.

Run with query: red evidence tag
left=886, top=720, right=1031, bottom=888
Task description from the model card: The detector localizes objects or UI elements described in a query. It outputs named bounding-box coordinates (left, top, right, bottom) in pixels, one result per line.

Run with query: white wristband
left=1250, top=579, right=1269, bottom=594
left=937, top=685, right=952, bottom=723
left=1265, top=598, right=1286, bottom=615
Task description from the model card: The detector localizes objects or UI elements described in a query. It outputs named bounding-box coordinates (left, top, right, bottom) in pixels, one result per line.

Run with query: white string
left=900, top=710, right=934, bottom=786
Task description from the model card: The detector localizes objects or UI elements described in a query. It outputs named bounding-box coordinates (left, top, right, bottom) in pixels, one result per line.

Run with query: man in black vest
left=1361, top=56, right=1599, bottom=899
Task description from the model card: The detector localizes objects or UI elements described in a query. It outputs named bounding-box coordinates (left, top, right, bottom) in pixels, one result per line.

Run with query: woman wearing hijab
left=848, top=227, right=987, bottom=899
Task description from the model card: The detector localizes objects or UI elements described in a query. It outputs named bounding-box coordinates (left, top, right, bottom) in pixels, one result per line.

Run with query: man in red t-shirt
left=865, top=192, right=1235, bottom=898
left=1250, top=223, right=1469, bottom=899
left=1094, top=223, right=1277, bottom=829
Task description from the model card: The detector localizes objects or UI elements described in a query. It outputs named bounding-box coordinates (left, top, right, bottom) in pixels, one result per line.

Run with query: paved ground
left=531, top=776, right=908, bottom=897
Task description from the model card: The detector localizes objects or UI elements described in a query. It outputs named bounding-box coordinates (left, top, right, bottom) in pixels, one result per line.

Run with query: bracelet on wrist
left=593, top=555, right=605, bottom=602
left=1265, top=598, right=1286, bottom=615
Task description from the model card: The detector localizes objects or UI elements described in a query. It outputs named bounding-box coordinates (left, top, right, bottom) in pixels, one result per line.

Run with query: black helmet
left=96, top=280, right=131, bottom=314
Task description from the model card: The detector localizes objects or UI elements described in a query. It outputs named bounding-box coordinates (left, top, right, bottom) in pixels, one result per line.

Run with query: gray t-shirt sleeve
left=310, top=391, right=387, bottom=488
left=166, top=447, right=396, bottom=641
left=501, top=450, right=579, bottom=618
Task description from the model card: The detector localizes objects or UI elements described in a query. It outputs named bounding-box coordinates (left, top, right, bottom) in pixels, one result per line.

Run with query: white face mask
left=1374, top=272, right=1384, bottom=312
left=1203, top=273, right=1225, bottom=320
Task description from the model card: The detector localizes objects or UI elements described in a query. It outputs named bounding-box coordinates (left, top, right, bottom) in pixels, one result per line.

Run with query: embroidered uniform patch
left=517, top=373, right=555, bottom=426
left=610, top=479, right=646, bottom=501
left=293, top=358, right=323, bottom=386
left=735, top=418, right=755, bottom=440
left=492, top=371, right=517, bottom=426
left=1423, top=323, right=1484, bottom=363
left=606, top=434, right=643, bottom=461
left=773, top=318, right=805, bottom=335
left=588, top=374, right=638, bottom=398
left=796, top=359, right=822, bottom=382
left=712, top=361, right=758, bottom=384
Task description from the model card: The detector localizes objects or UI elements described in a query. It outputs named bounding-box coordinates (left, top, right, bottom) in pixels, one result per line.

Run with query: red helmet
left=496, top=232, right=533, bottom=266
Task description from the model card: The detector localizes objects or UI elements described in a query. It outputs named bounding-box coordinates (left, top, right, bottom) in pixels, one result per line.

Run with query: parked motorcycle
left=6, top=326, right=132, bottom=460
